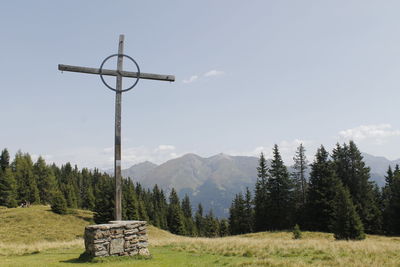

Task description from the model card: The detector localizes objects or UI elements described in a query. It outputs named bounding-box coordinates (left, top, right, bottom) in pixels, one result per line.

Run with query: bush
left=51, top=192, right=67, bottom=215
left=292, top=224, right=302, bottom=239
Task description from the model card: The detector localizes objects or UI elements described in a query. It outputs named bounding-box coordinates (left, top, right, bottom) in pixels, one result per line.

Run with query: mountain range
left=118, top=152, right=400, bottom=218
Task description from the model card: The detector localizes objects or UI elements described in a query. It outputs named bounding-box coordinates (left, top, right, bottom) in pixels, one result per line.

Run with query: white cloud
left=338, top=124, right=400, bottom=144
left=279, top=139, right=307, bottom=158
left=228, top=139, right=313, bottom=165
left=182, top=69, right=225, bottom=84
left=182, top=75, right=198, bottom=84
left=204, top=70, right=224, bottom=77
left=45, top=145, right=182, bottom=170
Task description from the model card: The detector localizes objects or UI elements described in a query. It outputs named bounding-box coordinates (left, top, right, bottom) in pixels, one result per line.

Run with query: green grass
left=1, top=206, right=400, bottom=266
left=0, top=246, right=245, bottom=267
left=0, top=205, right=93, bottom=244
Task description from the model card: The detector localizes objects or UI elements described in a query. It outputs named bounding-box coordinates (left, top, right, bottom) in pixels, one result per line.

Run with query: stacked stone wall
left=84, top=221, right=149, bottom=257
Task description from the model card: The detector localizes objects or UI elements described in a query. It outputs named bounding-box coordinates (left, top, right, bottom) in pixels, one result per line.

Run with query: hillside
left=0, top=205, right=93, bottom=244
left=1, top=206, right=400, bottom=266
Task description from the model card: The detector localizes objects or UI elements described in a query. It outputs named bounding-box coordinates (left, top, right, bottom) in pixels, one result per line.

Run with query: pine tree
left=181, top=194, right=195, bottom=236
left=182, top=194, right=192, bottom=218
left=123, top=179, right=139, bottom=220
left=0, top=149, right=10, bottom=171
left=13, top=152, right=40, bottom=204
left=152, top=185, right=168, bottom=230
left=292, top=143, right=308, bottom=226
left=382, top=165, right=400, bottom=235
left=34, top=157, right=57, bottom=204
left=229, top=192, right=246, bottom=235
left=244, top=187, right=254, bottom=233
left=254, top=152, right=268, bottom=231
left=204, top=210, right=219, bottom=237
left=306, top=145, right=342, bottom=232
left=385, top=166, right=394, bottom=186
left=229, top=188, right=253, bottom=234
left=195, top=203, right=205, bottom=236
left=332, top=141, right=381, bottom=233
left=64, top=182, right=78, bottom=208
left=167, top=188, right=186, bottom=235
left=93, top=175, right=114, bottom=224
left=332, top=185, right=365, bottom=240
left=219, top=218, right=230, bottom=236
left=142, top=189, right=155, bottom=224
left=0, top=168, right=17, bottom=207
left=137, top=197, right=149, bottom=221
left=265, top=145, right=293, bottom=230
left=80, top=168, right=95, bottom=210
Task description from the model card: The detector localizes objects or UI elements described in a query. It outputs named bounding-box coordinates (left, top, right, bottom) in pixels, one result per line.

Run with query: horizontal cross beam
left=58, top=64, right=175, bottom=82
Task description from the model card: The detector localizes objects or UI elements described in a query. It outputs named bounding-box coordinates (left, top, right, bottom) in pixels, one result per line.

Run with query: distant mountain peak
left=128, top=160, right=157, bottom=168
left=142, top=160, right=158, bottom=166
left=181, top=153, right=202, bottom=158
left=121, top=160, right=158, bottom=181
left=208, top=153, right=232, bottom=160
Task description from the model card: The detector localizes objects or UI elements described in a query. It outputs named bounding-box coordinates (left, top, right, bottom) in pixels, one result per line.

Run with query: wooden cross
left=58, top=34, right=175, bottom=221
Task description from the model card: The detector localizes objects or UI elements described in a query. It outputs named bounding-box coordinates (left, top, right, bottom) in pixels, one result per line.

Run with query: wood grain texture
left=58, top=64, right=175, bottom=82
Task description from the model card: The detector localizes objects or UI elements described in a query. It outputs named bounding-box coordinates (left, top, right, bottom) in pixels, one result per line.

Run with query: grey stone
left=95, top=250, right=108, bottom=257
left=111, top=229, right=123, bottom=234
left=109, top=238, right=125, bottom=255
left=94, top=244, right=105, bottom=251
left=130, top=239, right=139, bottom=244
left=125, top=228, right=138, bottom=234
left=138, top=241, right=148, bottom=248
left=139, top=235, right=148, bottom=241
left=93, top=238, right=108, bottom=244
left=138, top=248, right=150, bottom=256
left=84, top=221, right=150, bottom=258
left=125, top=224, right=139, bottom=229
left=125, top=235, right=137, bottom=241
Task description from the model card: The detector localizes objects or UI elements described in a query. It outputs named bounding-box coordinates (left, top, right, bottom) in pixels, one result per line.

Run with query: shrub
left=51, top=192, right=67, bottom=215
left=292, top=224, right=302, bottom=239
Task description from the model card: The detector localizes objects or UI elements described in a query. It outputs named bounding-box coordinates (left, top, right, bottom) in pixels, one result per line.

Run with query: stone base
left=84, top=220, right=150, bottom=257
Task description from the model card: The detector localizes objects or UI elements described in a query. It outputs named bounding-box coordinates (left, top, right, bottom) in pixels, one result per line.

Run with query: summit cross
left=58, top=34, right=175, bottom=221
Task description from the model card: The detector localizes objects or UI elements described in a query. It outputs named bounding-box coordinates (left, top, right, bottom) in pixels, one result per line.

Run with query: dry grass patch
left=148, top=228, right=400, bottom=266
left=0, top=239, right=83, bottom=256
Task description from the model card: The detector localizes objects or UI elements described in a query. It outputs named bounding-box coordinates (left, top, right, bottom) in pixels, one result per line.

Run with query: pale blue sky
left=1, top=1, right=400, bottom=169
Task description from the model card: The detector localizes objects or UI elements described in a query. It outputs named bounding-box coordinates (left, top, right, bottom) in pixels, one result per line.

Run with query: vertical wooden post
left=114, top=34, right=124, bottom=221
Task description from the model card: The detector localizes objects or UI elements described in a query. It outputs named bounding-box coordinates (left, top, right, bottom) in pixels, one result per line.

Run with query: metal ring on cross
left=99, top=54, right=140, bottom=92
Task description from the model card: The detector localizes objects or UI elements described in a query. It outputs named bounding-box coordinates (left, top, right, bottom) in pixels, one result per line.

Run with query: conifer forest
left=1, top=140, right=399, bottom=240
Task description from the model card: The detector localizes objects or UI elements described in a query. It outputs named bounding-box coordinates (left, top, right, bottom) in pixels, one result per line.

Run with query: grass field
left=1, top=205, right=399, bottom=266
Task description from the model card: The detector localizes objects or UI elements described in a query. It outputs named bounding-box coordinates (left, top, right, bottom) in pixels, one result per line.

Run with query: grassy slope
left=0, top=205, right=92, bottom=243
left=1, top=206, right=400, bottom=266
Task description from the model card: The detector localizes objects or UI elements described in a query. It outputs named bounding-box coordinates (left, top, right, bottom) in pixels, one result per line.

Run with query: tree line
left=0, top=148, right=228, bottom=237
left=229, top=141, right=400, bottom=239
left=2, top=142, right=399, bottom=240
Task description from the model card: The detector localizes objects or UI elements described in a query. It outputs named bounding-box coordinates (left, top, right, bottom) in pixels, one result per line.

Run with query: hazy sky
left=1, top=1, right=400, bottom=169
